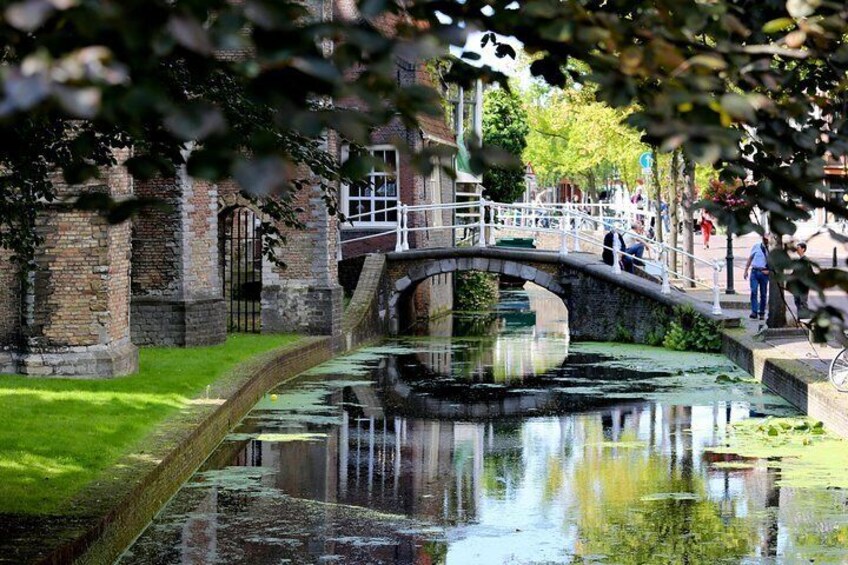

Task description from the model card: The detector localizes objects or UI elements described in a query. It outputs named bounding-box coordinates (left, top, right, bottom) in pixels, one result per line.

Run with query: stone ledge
left=0, top=339, right=138, bottom=378
left=9, top=336, right=337, bottom=565
left=722, top=328, right=848, bottom=439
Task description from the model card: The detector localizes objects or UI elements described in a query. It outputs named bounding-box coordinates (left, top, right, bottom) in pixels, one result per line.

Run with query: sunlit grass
left=0, top=333, right=299, bottom=515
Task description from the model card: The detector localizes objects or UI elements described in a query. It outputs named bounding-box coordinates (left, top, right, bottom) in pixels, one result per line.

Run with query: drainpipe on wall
left=456, top=86, right=464, bottom=143
left=473, top=79, right=483, bottom=149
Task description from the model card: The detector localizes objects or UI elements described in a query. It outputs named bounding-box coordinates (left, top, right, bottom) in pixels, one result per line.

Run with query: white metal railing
left=338, top=198, right=724, bottom=315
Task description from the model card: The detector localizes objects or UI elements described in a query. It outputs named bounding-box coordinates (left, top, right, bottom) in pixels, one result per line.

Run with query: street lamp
left=725, top=230, right=735, bottom=294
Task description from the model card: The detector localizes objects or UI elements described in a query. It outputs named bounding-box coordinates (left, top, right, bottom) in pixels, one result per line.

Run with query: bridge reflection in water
left=121, top=285, right=848, bottom=565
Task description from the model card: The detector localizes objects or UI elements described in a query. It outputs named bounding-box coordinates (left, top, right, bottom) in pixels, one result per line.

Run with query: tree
left=0, top=0, right=466, bottom=276
left=482, top=86, right=529, bottom=202
left=523, top=84, right=648, bottom=196
left=5, top=0, right=848, bottom=331
left=424, top=0, right=848, bottom=333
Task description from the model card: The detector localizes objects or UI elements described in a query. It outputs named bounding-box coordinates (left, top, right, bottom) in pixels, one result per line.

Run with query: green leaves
left=482, top=87, right=528, bottom=202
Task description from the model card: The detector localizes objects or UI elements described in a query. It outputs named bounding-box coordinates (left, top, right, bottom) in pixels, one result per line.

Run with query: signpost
left=638, top=151, right=654, bottom=170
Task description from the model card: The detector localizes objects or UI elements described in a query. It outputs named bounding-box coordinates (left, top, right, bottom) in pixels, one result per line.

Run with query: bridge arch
left=388, top=257, right=569, bottom=334
left=368, top=247, right=736, bottom=341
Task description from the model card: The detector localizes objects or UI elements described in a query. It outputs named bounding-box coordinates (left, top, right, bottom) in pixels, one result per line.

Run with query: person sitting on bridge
left=621, top=222, right=650, bottom=273
left=602, top=228, right=626, bottom=268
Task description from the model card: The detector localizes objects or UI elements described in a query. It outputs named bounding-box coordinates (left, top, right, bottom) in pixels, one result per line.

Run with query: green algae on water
left=640, top=492, right=700, bottom=502
left=303, top=345, right=417, bottom=377
left=568, top=342, right=740, bottom=374
left=708, top=417, right=848, bottom=489
left=595, top=441, right=647, bottom=449
left=710, top=462, right=757, bottom=470
left=255, top=432, right=326, bottom=442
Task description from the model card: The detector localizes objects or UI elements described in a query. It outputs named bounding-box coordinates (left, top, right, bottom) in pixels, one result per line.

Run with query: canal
left=121, top=285, right=848, bottom=564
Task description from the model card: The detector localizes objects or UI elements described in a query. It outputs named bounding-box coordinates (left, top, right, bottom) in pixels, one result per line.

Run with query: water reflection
left=121, top=284, right=848, bottom=565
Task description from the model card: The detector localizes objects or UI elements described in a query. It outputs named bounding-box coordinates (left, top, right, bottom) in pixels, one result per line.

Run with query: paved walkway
left=686, top=225, right=847, bottom=388
left=687, top=226, right=848, bottom=318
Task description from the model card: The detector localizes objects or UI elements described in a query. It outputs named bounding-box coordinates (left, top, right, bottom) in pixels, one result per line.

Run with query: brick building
left=0, top=150, right=138, bottom=376
left=0, top=0, right=455, bottom=376
left=337, top=90, right=457, bottom=321
left=336, top=8, right=459, bottom=321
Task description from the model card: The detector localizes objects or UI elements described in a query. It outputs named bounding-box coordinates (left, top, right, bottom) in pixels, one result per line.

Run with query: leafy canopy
left=482, top=87, right=529, bottom=202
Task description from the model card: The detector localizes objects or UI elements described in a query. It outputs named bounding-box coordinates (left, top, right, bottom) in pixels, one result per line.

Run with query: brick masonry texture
left=0, top=247, right=20, bottom=345
left=131, top=297, right=227, bottom=347
left=219, top=155, right=343, bottom=336
left=131, top=167, right=226, bottom=347
left=337, top=55, right=456, bottom=324
left=0, top=150, right=139, bottom=377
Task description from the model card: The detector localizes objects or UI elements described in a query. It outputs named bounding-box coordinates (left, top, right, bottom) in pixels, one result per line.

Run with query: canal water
left=121, top=285, right=848, bottom=564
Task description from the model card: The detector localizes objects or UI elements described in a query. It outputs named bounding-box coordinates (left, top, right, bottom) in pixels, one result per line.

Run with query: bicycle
left=829, top=346, right=848, bottom=392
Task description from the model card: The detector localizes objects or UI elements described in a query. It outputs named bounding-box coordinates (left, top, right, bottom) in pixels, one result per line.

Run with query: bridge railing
left=489, top=201, right=723, bottom=314
left=338, top=198, right=723, bottom=315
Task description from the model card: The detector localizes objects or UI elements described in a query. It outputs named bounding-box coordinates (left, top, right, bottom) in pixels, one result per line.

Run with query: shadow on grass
left=0, top=333, right=299, bottom=515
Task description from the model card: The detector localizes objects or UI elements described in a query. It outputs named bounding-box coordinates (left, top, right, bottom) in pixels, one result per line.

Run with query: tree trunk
left=767, top=229, right=787, bottom=327
left=670, top=150, right=680, bottom=271
left=652, top=145, right=663, bottom=243
left=682, top=156, right=696, bottom=286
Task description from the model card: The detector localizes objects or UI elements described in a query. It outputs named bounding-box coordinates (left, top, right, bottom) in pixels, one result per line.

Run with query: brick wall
left=0, top=248, right=20, bottom=344
left=30, top=205, right=128, bottom=348
left=132, top=177, right=182, bottom=296
left=131, top=167, right=226, bottom=347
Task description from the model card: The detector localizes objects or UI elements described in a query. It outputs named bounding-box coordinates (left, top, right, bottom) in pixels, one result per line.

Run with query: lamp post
left=725, top=230, right=735, bottom=294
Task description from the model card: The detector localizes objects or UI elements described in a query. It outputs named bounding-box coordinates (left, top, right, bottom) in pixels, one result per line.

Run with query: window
left=345, top=146, right=399, bottom=226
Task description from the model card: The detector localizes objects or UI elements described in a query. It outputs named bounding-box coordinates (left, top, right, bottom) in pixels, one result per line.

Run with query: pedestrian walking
left=700, top=210, right=714, bottom=249
left=743, top=233, right=770, bottom=320
left=792, top=242, right=811, bottom=319
left=660, top=200, right=670, bottom=233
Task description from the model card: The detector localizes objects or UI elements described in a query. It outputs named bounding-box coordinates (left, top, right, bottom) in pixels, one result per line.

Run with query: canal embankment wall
left=34, top=286, right=389, bottom=565
left=722, top=328, right=848, bottom=438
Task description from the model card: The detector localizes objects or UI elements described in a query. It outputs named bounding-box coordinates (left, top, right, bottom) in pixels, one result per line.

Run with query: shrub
left=662, top=304, right=722, bottom=352
left=455, top=271, right=499, bottom=311
left=613, top=323, right=634, bottom=343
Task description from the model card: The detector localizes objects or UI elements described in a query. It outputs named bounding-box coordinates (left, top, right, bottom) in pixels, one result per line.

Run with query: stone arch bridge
left=342, top=247, right=739, bottom=346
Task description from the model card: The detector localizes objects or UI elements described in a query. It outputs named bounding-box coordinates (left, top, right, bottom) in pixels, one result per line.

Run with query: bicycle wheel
left=829, top=347, right=848, bottom=392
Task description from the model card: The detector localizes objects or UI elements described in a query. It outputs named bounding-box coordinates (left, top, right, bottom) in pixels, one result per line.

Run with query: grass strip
left=0, top=333, right=299, bottom=514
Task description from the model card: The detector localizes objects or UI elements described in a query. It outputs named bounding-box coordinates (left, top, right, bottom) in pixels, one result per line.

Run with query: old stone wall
left=131, top=166, right=226, bottom=347
left=0, top=249, right=20, bottom=346
left=561, top=265, right=669, bottom=343
left=1, top=150, right=139, bottom=377
left=217, top=146, right=343, bottom=337
left=377, top=248, right=735, bottom=341
left=340, top=253, right=390, bottom=349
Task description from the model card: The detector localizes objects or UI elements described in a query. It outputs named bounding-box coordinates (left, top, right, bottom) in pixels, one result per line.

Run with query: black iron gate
left=222, top=207, right=262, bottom=332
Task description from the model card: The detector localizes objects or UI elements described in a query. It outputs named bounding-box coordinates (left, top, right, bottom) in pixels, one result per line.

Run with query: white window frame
left=341, top=145, right=400, bottom=229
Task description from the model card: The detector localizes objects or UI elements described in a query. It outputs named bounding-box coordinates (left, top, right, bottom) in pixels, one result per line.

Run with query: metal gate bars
left=222, top=207, right=262, bottom=332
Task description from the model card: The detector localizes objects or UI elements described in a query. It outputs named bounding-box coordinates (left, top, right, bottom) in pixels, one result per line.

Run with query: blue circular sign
left=638, top=151, right=654, bottom=169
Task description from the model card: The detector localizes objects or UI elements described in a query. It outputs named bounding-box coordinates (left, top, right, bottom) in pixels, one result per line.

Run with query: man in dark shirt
left=792, top=242, right=811, bottom=319
left=602, top=228, right=626, bottom=268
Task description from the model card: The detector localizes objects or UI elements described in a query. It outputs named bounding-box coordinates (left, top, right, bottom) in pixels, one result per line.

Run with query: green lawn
left=0, top=333, right=299, bottom=515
